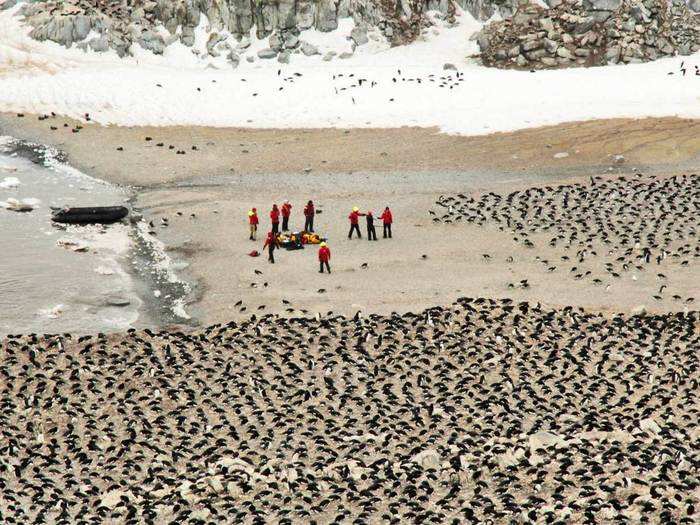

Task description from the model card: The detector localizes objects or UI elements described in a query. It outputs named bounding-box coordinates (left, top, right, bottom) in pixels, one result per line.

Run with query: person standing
left=381, top=206, right=393, bottom=238
left=263, top=231, right=280, bottom=264
left=318, top=242, right=331, bottom=274
left=304, top=200, right=315, bottom=232
left=281, top=200, right=292, bottom=232
left=365, top=211, right=377, bottom=241
left=270, top=204, right=280, bottom=234
left=248, top=208, right=259, bottom=241
left=348, top=207, right=364, bottom=239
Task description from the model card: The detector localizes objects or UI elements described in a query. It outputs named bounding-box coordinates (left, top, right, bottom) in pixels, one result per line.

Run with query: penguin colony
left=435, top=173, right=698, bottom=303
left=1, top=299, right=699, bottom=524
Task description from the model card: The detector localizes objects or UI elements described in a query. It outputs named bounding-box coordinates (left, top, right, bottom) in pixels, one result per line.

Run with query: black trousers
left=367, top=226, right=377, bottom=240
left=319, top=261, right=330, bottom=273
left=282, top=216, right=289, bottom=231
left=383, top=224, right=392, bottom=238
left=348, top=224, right=361, bottom=239
left=304, top=216, right=314, bottom=232
left=268, top=246, right=276, bottom=263
left=272, top=222, right=279, bottom=234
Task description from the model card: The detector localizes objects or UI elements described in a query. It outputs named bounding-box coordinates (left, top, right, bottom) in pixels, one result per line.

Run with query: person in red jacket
left=348, top=207, right=365, bottom=239
left=270, top=204, right=280, bottom=234
left=263, top=230, right=280, bottom=263
left=281, top=200, right=292, bottom=232
left=381, top=206, right=393, bottom=238
left=248, top=208, right=259, bottom=240
left=304, top=200, right=315, bottom=232
left=318, top=242, right=331, bottom=273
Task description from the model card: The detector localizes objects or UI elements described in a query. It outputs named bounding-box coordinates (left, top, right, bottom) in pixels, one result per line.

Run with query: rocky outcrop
left=14, top=0, right=524, bottom=56
left=476, top=0, right=700, bottom=69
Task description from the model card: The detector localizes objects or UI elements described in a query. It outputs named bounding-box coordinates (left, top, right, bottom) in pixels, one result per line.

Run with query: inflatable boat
left=52, top=206, right=129, bottom=225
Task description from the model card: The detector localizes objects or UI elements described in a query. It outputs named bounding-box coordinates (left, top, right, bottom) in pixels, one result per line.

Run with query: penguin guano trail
left=1, top=171, right=699, bottom=523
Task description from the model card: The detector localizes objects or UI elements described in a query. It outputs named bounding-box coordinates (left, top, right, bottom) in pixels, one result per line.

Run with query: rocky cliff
left=5, top=0, right=520, bottom=59
left=476, top=0, right=700, bottom=69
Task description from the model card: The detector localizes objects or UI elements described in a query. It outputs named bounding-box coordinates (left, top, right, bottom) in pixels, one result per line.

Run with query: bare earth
left=1, top=113, right=698, bottom=326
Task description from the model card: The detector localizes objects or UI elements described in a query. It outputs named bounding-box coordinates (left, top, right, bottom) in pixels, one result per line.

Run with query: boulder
left=528, top=431, right=566, bottom=452
left=300, top=41, right=320, bottom=56
left=284, top=34, right=299, bottom=49
left=269, top=32, right=283, bottom=51
left=180, top=26, right=195, bottom=47
left=277, top=50, right=291, bottom=63
left=412, top=448, right=441, bottom=469
left=583, top=0, right=621, bottom=9
left=688, top=0, right=700, bottom=12
left=443, top=62, right=457, bottom=70
left=257, top=48, right=278, bottom=59
left=339, top=51, right=354, bottom=59
left=139, top=30, right=165, bottom=54
left=206, top=32, right=226, bottom=56
left=350, top=26, right=369, bottom=46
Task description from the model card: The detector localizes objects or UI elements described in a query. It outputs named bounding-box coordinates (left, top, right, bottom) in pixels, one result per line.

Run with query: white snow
left=0, top=4, right=698, bottom=135
left=0, top=176, right=20, bottom=188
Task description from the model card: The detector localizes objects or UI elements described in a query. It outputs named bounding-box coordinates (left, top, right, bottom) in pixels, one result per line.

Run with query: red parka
left=349, top=210, right=361, bottom=225
left=249, top=210, right=259, bottom=225
left=304, top=202, right=315, bottom=217
left=281, top=202, right=292, bottom=218
left=380, top=209, right=393, bottom=225
left=270, top=205, right=280, bottom=223
left=318, top=246, right=331, bottom=262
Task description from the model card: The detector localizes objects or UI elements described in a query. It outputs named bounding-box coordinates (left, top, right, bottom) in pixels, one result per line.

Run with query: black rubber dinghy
left=52, top=206, right=129, bottom=225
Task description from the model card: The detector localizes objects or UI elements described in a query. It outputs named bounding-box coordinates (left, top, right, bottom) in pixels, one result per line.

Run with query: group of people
left=248, top=200, right=316, bottom=241
left=246, top=201, right=394, bottom=274
left=347, top=207, right=393, bottom=240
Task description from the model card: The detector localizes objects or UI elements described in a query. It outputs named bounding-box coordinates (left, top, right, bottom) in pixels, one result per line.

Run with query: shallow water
left=0, top=137, right=141, bottom=334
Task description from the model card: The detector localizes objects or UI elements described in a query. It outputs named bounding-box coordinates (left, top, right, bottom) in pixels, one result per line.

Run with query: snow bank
left=0, top=5, right=698, bottom=135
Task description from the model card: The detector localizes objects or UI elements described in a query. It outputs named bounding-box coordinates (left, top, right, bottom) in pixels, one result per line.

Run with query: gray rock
left=277, top=50, right=290, bottom=63
left=688, top=0, right=700, bottom=12
left=206, top=32, right=226, bottom=57
left=443, top=62, right=457, bottom=71
left=556, top=47, right=574, bottom=59
left=339, top=51, right=354, bottom=59
left=180, top=26, right=195, bottom=47
left=72, top=15, right=92, bottom=41
left=300, top=41, right=320, bottom=56
left=139, top=30, right=165, bottom=54
left=257, top=47, right=278, bottom=59
left=412, top=448, right=441, bottom=469
left=246, top=55, right=255, bottom=63
left=228, top=50, right=240, bottom=68
left=543, top=38, right=559, bottom=53
left=351, top=26, right=369, bottom=46
left=522, top=39, right=541, bottom=52
left=574, top=48, right=591, bottom=57
left=541, top=57, right=558, bottom=66
left=322, top=51, right=336, bottom=61
left=269, top=32, right=283, bottom=51
left=87, top=36, right=110, bottom=53
left=476, top=31, right=491, bottom=52
left=284, top=34, right=299, bottom=48
left=583, top=0, right=621, bottom=9
left=516, top=54, right=529, bottom=67
left=605, top=45, right=621, bottom=62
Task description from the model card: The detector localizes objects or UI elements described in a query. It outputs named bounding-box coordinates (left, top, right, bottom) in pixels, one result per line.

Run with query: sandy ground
left=1, top=113, right=699, bottom=186
left=1, top=113, right=697, bottom=327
